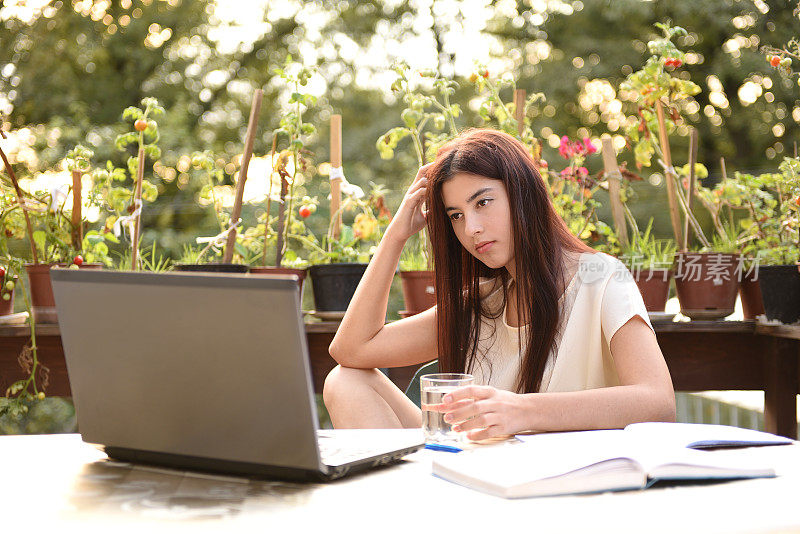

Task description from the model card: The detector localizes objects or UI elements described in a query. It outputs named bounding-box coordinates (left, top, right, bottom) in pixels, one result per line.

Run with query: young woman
left=324, top=129, right=675, bottom=441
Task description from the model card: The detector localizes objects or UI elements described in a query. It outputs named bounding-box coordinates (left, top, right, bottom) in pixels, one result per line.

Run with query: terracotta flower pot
left=25, top=262, right=103, bottom=324
left=249, top=266, right=307, bottom=299
left=739, top=270, right=765, bottom=320
left=632, top=269, right=672, bottom=312
left=0, top=275, right=17, bottom=316
left=673, top=252, right=740, bottom=320
left=399, top=270, right=436, bottom=317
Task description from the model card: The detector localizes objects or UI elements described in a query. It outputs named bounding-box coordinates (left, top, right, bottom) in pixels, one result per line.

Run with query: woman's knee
left=323, top=365, right=376, bottom=408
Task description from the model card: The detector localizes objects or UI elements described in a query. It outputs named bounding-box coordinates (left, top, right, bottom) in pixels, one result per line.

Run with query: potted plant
left=1, top=138, right=105, bottom=323
left=684, top=163, right=764, bottom=319
left=173, top=150, right=248, bottom=273
left=25, top=185, right=105, bottom=322
left=668, top=164, right=745, bottom=320
left=619, top=219, right=677, bottom=312
left=673, top=239, right=741, bottom=320
left=100, top=97, right=164, bottom=271
left=737, top=158, right=800, bottom=323
left=245, top=59, right=319, bottom=288
left=377, top=62, right=466, bottom=315
left=620, top=23, right=743, bottom=319
left=306, top=182, right=391, bottom=316
left=397, top=234, right=435, bottom=317
left=241, top=187, right=318, bottom=299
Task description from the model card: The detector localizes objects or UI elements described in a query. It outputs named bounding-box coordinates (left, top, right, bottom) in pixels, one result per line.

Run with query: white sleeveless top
left=468, top=252, right=653, bottom=393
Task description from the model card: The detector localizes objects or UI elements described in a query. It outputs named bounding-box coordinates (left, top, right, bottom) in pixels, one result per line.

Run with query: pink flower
left=577, top=166, right=589, bottom=176
left=560, top=166, right=574, bottom=177
left=559, top=136, right=573, bottom=159
left=561, top=135, right=598, bottom=159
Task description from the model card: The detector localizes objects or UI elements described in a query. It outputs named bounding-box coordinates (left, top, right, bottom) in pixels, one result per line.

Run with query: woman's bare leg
left=323, top=365, right=422, bottom=429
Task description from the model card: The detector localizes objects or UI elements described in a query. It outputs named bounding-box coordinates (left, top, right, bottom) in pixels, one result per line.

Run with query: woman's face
left=441, top=172, right=514, bottom=271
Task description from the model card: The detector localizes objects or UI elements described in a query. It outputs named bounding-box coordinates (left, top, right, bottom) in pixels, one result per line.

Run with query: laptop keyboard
left=318, top=441, right=385, bottom=466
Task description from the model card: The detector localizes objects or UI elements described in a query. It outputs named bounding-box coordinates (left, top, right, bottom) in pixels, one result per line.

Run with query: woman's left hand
left=438, top=386, right=530, bottom=441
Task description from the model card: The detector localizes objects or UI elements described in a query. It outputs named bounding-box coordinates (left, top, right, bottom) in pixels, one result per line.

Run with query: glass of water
left=420, top=373, right=474, bottom=443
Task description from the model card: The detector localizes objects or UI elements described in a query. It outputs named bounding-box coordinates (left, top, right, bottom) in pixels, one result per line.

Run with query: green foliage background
left=2, top=0, right=798, bottom=256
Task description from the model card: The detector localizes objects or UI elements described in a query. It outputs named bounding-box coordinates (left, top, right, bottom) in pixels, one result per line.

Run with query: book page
left=515, top=429, right=776, bottom=482
left=433, top=431, right=648, bottom=497
left=623, top=422, right=793, bottom=449
left=638, top=447, right=776, bottom=480
left=470, top=430, right=640, bottom=484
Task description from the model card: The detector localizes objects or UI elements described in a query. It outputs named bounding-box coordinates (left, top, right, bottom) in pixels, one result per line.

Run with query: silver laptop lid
left=51, top=269, right=322, bottom=471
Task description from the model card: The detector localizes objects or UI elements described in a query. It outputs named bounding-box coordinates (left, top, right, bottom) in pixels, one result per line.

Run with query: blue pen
left=424, top=443, right=463, bottom=453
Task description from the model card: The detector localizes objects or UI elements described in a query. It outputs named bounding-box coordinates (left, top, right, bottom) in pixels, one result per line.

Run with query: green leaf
left=32, top=230, right=46, bottom=251
left=141, top=181, right=159, bottom=202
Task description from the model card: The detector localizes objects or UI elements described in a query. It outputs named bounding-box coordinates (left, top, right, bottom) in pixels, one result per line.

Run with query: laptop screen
left=51, top=269, right=322, bottom=471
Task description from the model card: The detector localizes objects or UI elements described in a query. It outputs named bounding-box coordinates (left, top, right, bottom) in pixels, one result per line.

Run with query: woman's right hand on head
left=388, top=163, right=433, bottom=242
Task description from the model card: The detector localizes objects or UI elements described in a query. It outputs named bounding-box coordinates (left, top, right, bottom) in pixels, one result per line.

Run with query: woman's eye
left=477, top=198, right=492, bottom=208
left=449, top=213, right=462, bottom=221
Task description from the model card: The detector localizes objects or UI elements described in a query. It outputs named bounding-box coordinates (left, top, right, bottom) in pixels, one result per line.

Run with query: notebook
left=432, top=423, right=792, bottom=499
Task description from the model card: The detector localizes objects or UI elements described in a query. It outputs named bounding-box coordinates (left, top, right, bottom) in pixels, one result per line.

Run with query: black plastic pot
left=758, top=265, right=800, bottom=324
left=174, top=263, right=249, bottom=273
left=308, top=263, right=368, bottom=312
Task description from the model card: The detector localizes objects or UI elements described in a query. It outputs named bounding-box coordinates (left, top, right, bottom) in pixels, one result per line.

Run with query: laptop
left=50, top=268, right=424, bottom=481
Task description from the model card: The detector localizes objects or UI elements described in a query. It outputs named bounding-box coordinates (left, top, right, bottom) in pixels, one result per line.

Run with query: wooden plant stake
left=601, top=138, right=629, bottom=248
left=513, top=89, right=526, bottom=137
left=130, top=146, right=145, bottom=270
left=274, top=165, right=289, bottom=267
left=682, top=128, right=698, bottom=252
left=0, top=134, right=38, bottom=264
left=655, top=100, right=683, bottom=246
left=720, top=156, right=733, bottom=225
left=223, top=88, right=263, bottom=263
left=71, top=169, right=82, bottom=250
left=330, top=114, right=343, bottom=240
left=263, top=136, right=278, bottom=267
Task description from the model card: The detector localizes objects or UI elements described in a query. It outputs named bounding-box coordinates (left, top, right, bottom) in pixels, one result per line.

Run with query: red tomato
left=770, top=56, right=781, bottom=67
left=0, top=266, right=5, bottom=278
left=299, top=206, right=311, bottom=218
left=72, top=255, right=84, bottom=266
left=134, top=119, right=147, bottom=132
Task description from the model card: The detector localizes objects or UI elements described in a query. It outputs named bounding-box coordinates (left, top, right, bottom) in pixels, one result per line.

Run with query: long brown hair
left=426, top=129, right=591, bottom=393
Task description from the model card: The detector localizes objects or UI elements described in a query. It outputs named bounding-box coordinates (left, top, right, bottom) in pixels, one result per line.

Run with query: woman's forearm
left=521, top=384, right=676, bottom=432
left=328, top=226, right=406, bottom=363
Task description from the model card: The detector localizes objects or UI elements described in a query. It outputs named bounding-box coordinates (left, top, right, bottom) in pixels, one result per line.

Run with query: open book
left=432, top=423, right=792, bottom=499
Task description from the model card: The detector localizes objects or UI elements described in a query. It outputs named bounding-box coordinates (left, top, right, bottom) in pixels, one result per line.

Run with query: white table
left=2, top=433, right=800, bottom=533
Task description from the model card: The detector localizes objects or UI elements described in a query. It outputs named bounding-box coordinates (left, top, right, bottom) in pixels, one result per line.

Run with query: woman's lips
left=475, top=241, right=494, bottom=254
